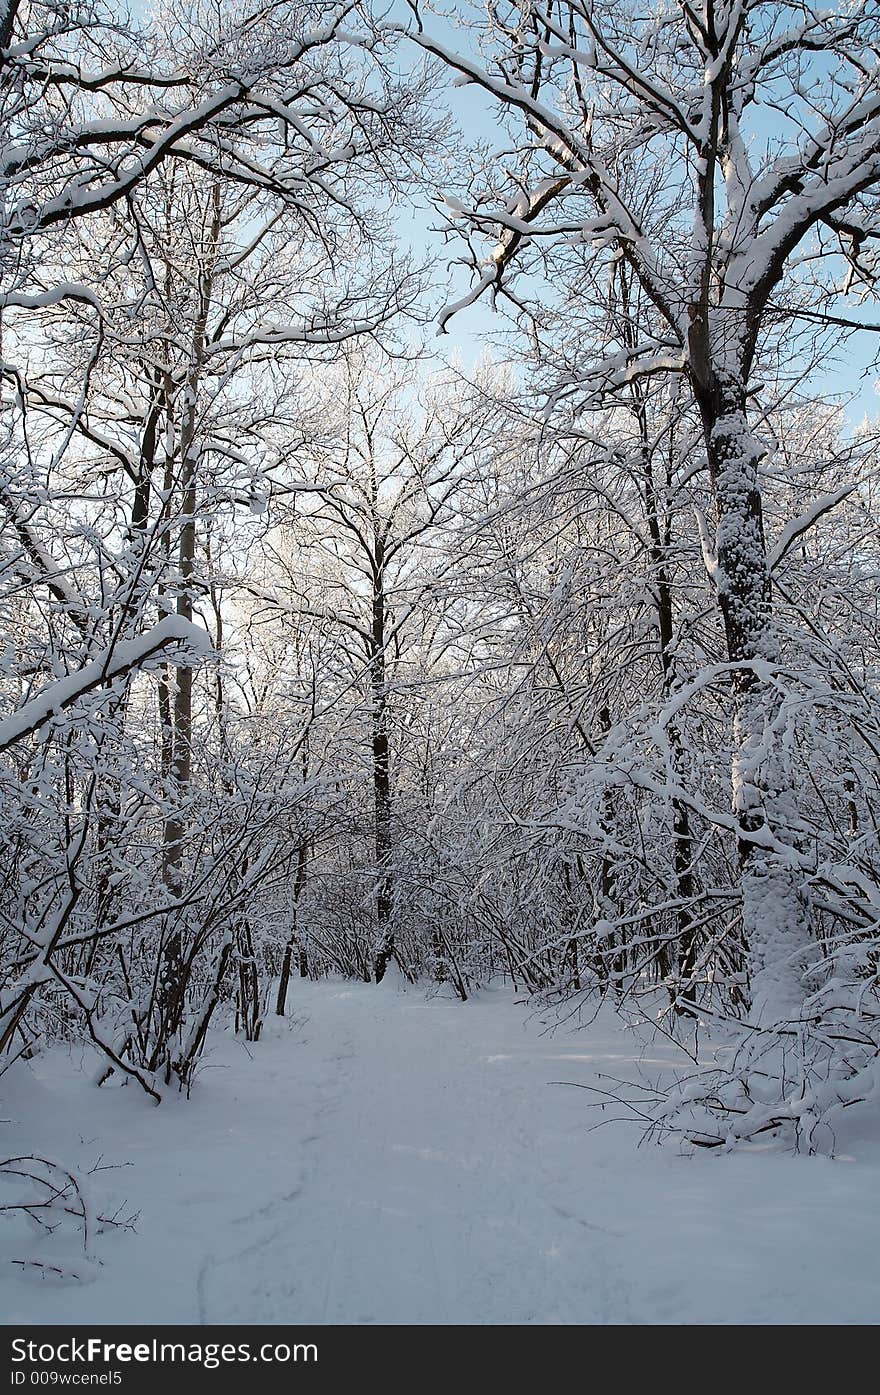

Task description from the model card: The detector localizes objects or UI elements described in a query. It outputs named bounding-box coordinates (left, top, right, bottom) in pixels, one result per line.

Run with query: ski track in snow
left=2, top=975, right=880, bottom=1325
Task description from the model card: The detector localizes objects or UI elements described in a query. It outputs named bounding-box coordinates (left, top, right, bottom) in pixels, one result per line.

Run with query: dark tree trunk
left=370, top=537, right=395, bottom=983
left=627, top=354, right=701, bottom=1008
left=276, top=843, right=308, bottom=1016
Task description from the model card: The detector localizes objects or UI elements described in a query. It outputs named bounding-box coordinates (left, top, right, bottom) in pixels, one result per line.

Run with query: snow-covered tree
left=402, top=0, right=880, bottom=1143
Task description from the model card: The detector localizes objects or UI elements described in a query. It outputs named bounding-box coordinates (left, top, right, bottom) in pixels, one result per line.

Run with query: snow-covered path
left=3, top=976, right=880, bottom=1324
left=198, top=979, right=619, bottom=1325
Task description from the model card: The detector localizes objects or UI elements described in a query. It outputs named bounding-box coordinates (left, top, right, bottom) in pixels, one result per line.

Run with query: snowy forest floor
left=3, top=974, right=880, bottom=1325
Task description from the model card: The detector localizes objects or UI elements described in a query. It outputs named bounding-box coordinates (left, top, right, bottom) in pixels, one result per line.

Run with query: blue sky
left=397, top=3, right=880, bottom=429
left=127, top=0, right=878, bottom=426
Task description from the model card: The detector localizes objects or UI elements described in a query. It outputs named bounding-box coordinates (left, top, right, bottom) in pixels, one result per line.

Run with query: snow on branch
left=0, top=617, right=211, bottom=755
left=0, top=285, right=105, bottom=315
left=768, top=484, right=860, bottom=571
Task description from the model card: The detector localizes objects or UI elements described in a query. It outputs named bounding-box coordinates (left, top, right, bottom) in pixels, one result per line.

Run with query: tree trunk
left=627, top=354, right=700, bottom=1009
left=699, top=377, right=813, bottom=1022
left=276, top=842, right=308, bottom=1016
left=161, top=405, right=197, bottom=898
left=155, top=188, right=220, bottom=1074
left=370, top=538, right=395, bottom=983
